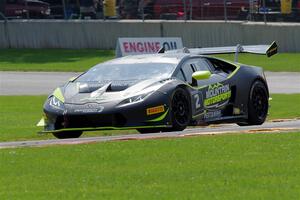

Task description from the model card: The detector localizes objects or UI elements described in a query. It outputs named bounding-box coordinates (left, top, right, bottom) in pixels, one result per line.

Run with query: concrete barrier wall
left=0, top=22, right=9, bottom=48
left=162, top=21, right=300, bottom=52
left=0, top=20, right=300, bottom=52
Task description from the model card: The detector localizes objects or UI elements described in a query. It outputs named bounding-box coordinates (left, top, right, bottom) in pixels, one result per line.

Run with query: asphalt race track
left=0, top=71, right=300, bottom=95
left=0, top=119, right=299, bottom=149
left=0, top=71, right=81, bottom=95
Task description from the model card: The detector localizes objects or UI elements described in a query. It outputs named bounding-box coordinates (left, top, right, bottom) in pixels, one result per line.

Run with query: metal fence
left=0, top=0, right=299, bottom=22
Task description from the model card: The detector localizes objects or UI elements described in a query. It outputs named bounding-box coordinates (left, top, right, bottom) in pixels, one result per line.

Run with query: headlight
left=49, top=96, right=65, bottom=110
left=119, top=92, right=153, bottom=106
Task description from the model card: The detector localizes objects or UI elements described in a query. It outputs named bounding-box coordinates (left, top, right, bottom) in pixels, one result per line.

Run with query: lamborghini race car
left=37, top=42, right=278, bottom=139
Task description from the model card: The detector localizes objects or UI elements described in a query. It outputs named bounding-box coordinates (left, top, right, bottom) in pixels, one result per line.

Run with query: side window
left=194, top=58, right=212, bottom=72
left=208, top=58, right=237, bottom=76
left=175, top=69, right=186, bottom=82
left=181, top=62, right=195, bottom=84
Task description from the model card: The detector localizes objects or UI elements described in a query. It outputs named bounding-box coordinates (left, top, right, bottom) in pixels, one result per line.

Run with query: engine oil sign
left=116, top=37, right=183, bottom=57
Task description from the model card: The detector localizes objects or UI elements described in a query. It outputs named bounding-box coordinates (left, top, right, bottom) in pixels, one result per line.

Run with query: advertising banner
left=116, top=37, right=183, bottom=57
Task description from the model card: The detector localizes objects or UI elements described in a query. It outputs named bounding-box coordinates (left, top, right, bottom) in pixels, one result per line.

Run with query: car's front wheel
left=170, top=87, right=191, bottom=131
left=238, top=80, right=269, bottom=126
left=52, top=131, right=83, bottom=139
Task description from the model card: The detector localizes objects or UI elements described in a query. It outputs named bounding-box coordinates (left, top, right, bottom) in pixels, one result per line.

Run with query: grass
left=216, top=53, right=300, bottom=72
left=1, top=132, right=300, bottom=199
left=0, top=49, right=114, bottom=72
left=269, top=94, right=300, bottom=120
left=0, top=94, right=299, bottom=142
left=0, top=49, right=299, bottom=72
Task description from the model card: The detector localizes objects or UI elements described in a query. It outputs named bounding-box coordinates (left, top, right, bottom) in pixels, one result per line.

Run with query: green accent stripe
left=227, top=65, right=240, bottom=79
left=39, top=125, right=170, bottom=134
left=146, top=109, right=169, bottom=122
left=53, top=88, right=65, bottom=103
left=192, top=112, right=205, bottom=119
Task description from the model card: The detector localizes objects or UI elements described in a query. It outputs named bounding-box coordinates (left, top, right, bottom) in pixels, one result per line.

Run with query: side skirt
left=204, top=115, right=248, bottom=125
left=38, top=125, right=171, bottom=134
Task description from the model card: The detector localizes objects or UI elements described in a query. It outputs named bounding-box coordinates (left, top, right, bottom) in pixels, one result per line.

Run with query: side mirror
left=192, top=71, right=211, bottom=80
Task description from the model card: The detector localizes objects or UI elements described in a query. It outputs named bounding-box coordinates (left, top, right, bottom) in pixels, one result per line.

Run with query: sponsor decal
left=204, top=110, right=222, bottom=119
left=204, top=83, right=231, bottom=108
left=49, top=97, right=64, bottom=110
left=146, top=105, right=165, bottom=116
left=50, top=97, right=60, bottom=107
left=74, top=104, right=104, bottom=113
left=116, top=37, right=183, bottom=57
left=74, top=108, right=104, bottom=113
left=80, top=96, right=105, bottom=102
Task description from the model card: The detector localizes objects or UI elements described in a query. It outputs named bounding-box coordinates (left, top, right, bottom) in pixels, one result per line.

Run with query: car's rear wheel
left=52, top=131, right=83, bottom=139
left=238, top=80, right=268, bottom=126
left=170, top=87, right=191, bottom=131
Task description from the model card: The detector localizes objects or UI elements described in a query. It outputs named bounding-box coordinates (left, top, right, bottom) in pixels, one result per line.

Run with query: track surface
left=1, top=71, right=299, bottom=95
left=0, top=120, right=299, bottom=149
left=0, top=71, right=81, bottom=95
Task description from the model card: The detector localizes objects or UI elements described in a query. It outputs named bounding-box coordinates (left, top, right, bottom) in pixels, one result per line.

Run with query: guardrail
left=0, top=20, right=299, bottom=52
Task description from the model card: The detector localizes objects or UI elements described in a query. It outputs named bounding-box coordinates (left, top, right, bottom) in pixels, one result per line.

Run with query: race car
left=37, top=41, right=278, bottom=139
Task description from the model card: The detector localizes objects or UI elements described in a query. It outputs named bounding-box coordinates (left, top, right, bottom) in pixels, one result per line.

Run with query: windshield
left=76, top=62, right=177, bottom=82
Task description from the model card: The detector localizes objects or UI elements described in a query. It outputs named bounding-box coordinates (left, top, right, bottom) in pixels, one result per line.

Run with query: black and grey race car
left=37, top=42, right=278, bottom=139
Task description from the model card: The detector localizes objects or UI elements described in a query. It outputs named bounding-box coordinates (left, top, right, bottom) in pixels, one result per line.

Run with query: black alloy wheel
left=171, top=87, right=191, bottom=131
left=238, top=80, right=268, bottom=126
left=251, top=85, right=268, bottom=121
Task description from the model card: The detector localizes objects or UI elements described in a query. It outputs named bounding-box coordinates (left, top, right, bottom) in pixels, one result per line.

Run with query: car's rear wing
left=164, top=41, right=278, bottom=62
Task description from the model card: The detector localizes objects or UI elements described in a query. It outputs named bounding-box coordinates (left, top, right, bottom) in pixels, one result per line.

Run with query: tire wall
left=0, top=20, right=299, bottom=52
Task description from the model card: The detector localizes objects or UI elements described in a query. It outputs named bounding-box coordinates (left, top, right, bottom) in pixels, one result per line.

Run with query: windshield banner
left=116, top=37, right=183, bottom=57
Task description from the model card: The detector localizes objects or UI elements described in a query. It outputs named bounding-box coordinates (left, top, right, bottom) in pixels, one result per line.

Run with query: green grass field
left=216, top=53, right=300, bottom=72
left=0, top=49, right=114, bottom=72
left=1, top=132, right=300, bottom=199
left=0, top=49, right=299, bottom=72
left=0, top=94, right=299, bottom=142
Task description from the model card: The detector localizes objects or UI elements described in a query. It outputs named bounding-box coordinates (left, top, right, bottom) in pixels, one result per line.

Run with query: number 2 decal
left=194, top=94, right=201, bottom=109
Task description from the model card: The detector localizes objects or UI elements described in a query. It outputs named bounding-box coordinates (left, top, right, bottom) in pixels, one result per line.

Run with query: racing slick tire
left=53, top=131, right=83, bottom=139
left=238, top=80, right=268, bottom=126
left=137, top=87, right=191, bottom=134
left=170, top=87, right=191, bottom=131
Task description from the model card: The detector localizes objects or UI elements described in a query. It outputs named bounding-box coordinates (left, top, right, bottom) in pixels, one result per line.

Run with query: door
left=176, top=57, right=232, bottom=121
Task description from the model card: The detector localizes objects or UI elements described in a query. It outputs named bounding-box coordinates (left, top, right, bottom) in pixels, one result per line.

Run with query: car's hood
left=63, top=78, right=168, bottom=104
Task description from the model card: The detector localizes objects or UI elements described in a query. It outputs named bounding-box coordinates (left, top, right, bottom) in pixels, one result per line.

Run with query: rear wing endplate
left=164, top=41, right=278, bottom=62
